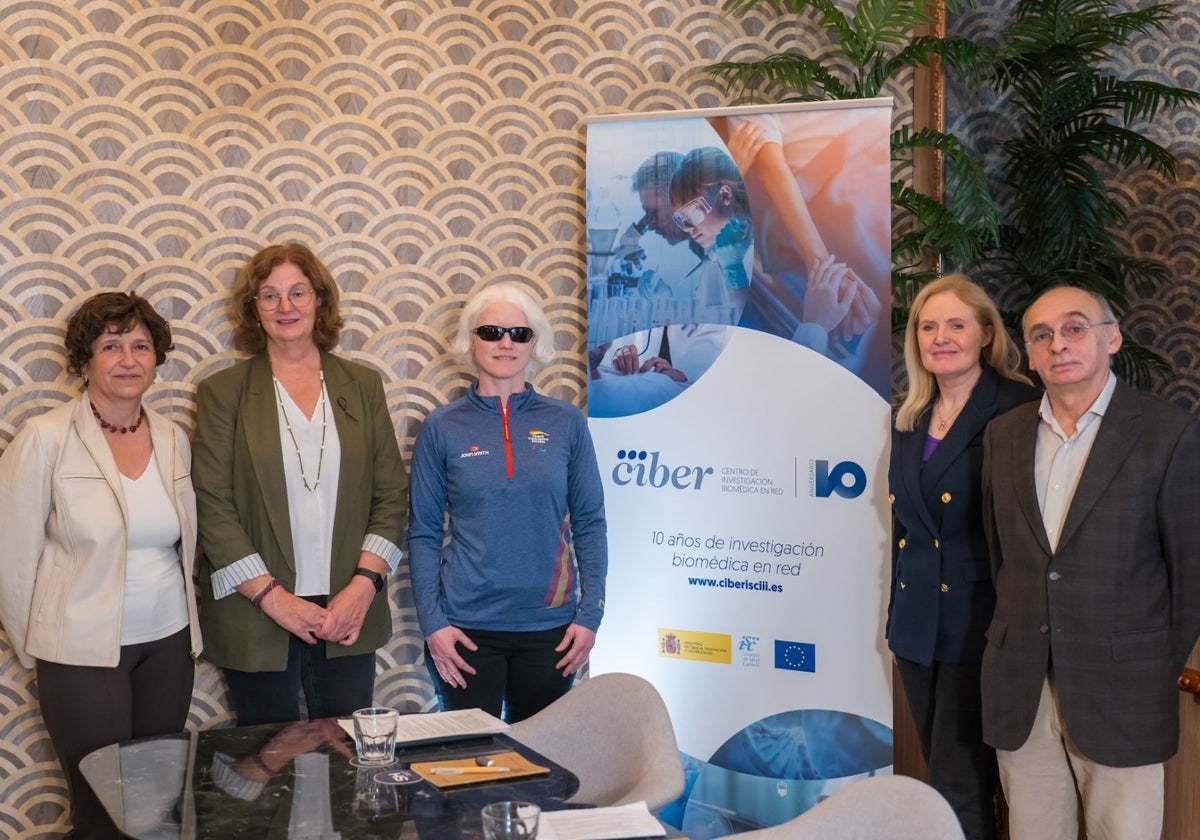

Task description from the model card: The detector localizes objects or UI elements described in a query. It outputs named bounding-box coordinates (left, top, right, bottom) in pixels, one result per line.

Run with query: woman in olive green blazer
left=192, top=243, right=407, bottom=725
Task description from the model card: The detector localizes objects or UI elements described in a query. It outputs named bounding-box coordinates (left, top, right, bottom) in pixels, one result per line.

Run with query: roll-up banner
left=585, top=100, right=894, bottom=837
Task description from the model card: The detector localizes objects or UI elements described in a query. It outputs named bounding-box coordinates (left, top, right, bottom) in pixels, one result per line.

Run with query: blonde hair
left=896, top=274, right=1031, bottom=432
left=451, top=281, right=555, bottom=373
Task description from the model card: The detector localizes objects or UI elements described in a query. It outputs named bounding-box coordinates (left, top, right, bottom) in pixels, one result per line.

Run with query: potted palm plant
left=708, top=0, right=1002, bottom=330
left=965, top=0, right=1200, bottom=385
left=708, top=0, right=1198, bottom=385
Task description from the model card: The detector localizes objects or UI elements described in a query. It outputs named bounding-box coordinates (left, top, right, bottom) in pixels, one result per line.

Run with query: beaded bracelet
left=248, top=577, right=273, bottom=603
left=251, top=578, right=281, bottom=609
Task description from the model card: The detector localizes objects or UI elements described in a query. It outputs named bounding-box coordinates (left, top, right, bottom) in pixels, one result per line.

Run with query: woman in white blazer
left=0, top=292, right=202, bottom=840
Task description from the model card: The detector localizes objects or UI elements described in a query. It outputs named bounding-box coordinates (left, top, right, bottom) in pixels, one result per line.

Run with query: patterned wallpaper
left=0, top=0, right=1195, bottom=836
left=949, top=0, right=1200, bottom=409
left=0, top=1, right=917, bottom=834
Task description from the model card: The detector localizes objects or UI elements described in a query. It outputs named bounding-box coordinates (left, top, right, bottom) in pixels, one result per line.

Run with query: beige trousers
left=996, top=676, right=1163, bottom=840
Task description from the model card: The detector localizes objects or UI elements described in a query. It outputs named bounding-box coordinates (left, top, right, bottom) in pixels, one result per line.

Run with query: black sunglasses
left=473, top=325, right=535, bottom=343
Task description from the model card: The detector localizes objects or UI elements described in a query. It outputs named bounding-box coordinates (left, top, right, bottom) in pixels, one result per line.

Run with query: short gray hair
left=452, top=282, right=556, bottom=372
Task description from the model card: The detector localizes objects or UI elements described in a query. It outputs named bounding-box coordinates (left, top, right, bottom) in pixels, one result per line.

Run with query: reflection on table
left=79, top=719, right=580, bottom=839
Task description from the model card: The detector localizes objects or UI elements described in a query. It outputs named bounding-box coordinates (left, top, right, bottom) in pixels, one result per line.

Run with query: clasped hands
left=259, top=575, right=377, bottom=647
left=803, top=254, right=881, bottom=341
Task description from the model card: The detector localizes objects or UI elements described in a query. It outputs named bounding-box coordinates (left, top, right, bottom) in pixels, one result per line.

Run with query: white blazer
left=0, top=394, right=202, bottom=669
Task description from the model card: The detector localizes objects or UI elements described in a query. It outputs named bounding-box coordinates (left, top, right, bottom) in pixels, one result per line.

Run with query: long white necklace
left=272, top=370, right=327, bottom=492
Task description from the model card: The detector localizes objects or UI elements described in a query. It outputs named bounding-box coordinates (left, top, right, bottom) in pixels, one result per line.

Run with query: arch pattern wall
left=2, top=0, right=1196, bottom=835
left=0, top=1, right=917, bottom=834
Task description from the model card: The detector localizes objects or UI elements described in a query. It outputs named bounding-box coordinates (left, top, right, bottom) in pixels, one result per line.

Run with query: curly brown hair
left=65, top=292, right=173, bottom=379
left=230, top=243, right=343, bottom=353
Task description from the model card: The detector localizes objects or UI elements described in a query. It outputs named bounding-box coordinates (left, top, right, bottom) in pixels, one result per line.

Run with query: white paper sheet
left=337, top=708, right=508, bottom=746
left=538, top=801, right=666, bottom=840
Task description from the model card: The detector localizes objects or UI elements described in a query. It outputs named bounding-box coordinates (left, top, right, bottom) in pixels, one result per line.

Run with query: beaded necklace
left=272, top=370, right=326, bottom=492
left=90, top=401, right=145, bottom=434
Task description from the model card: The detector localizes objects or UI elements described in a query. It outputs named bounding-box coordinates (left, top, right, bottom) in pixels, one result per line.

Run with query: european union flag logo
left=774, top=640, right=816, bottom=672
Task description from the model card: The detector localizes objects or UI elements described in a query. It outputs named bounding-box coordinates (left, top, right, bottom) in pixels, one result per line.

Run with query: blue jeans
left=429, top=625, right=573, bottom=723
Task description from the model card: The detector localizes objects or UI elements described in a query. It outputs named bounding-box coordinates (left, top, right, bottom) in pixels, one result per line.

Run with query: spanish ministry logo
left=661, top=632, right=681, bottom=656
left=657, top=629, right=732, bottom=664
left=611, top=449, right=714, bottom=491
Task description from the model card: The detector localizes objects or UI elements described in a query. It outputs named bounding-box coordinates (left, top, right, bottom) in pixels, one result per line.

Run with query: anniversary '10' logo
left=810, top=459, right=867, bottom=499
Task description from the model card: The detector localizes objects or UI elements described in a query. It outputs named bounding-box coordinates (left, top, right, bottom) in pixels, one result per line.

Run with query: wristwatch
left=353, top=567, right=386, bottom=594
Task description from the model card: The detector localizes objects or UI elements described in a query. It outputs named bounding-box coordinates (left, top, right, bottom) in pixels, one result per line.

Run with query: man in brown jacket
left=981, top=286, right=1200, bottom=840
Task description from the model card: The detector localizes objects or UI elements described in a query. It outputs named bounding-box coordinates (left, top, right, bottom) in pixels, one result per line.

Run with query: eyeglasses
left=473, top=325, right=535, bottom=343
left=1024, top=320, right=1116, bottom=347
left=673, top=194, right=713, bottom=231
left=256, top=286, right=314, bottom=311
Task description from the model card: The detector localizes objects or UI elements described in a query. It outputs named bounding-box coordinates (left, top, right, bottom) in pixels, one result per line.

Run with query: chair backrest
left=727, top=775, right=966, bottom=840
left=508, top=672, right=685, bottom=811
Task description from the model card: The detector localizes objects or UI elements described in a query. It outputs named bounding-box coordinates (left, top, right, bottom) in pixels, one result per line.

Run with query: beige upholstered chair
left=508, top=672, right=685, bottom=811
left=727, top=775, right=965, bottom=840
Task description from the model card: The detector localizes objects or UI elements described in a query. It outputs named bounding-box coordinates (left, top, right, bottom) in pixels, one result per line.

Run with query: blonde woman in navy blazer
left=888, top=275, right=1038, bottom=840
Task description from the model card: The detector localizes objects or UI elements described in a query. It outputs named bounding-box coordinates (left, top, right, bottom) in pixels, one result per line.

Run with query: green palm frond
left=1095, top=77, right=1200, bottom=126
left=1113, top=342, right=1174, bottom=386
left=706, top=54, right=851, bottom=102
left=897, top=36, right=995, bottom=83
left=712, top=0, right=1188, bottom=387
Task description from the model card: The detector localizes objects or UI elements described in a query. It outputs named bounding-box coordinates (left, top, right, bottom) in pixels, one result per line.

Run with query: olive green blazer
left=192, top=351, right=407, bottom=671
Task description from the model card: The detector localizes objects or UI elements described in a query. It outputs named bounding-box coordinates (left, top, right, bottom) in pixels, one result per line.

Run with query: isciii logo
left=611, top=449, right=713, bottom=490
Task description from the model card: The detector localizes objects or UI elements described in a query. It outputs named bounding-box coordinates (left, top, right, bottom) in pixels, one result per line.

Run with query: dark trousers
left=222, top=606, right=376, bottom=725
left=429, top=625, right=573, bottom=723
left=37, top=627, right=194, bottom=840
left=896, top=657, right=999, bottom=840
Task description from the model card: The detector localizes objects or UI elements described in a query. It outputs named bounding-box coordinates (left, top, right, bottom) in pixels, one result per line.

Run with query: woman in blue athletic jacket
left=408, top=282, right=608, bottom=723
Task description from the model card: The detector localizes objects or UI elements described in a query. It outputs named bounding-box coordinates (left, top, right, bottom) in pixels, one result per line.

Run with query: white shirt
left=275, top=379, right=342, bottom=596
left=120, top=457, right=188, bottom=644
left=1034, top=372, right=1118, bottom=551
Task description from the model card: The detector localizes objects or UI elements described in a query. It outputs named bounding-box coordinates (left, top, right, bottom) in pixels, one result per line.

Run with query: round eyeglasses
left=473, top=325, right=535, bottom=343
left=1024, top=320, right=1115, bottom=348
left=255, top=287, right=314, bottom=311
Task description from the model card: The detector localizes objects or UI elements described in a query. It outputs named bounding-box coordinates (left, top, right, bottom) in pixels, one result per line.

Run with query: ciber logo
left=811, top=459, right=866, bottom=499
left=612, top=449, right=713, bottom=490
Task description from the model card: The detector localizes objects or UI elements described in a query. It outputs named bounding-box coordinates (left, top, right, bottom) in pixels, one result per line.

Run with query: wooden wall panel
left=0, top=1, right=915, bottom=834
left=3, top=0, right=1196, bottom=836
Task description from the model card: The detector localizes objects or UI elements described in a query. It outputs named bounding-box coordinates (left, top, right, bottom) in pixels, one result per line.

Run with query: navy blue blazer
left=887, top=365, right=1039, bottom=666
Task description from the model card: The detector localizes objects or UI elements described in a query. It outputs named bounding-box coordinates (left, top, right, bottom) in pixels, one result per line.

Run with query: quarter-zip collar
left=468, top=383, right=537, bottom=478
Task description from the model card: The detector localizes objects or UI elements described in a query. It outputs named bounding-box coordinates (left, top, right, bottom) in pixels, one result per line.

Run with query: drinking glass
left=481, top=801, right=540, bottom=840
left=351, top=707, right=399, bottom=766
